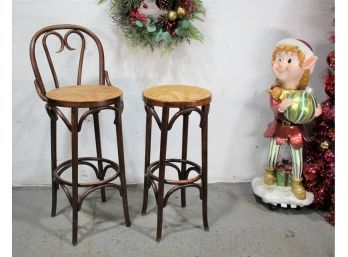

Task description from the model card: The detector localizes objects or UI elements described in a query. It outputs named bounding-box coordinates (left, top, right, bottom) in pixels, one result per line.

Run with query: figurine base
left=251, top=177, right=313, bottom=210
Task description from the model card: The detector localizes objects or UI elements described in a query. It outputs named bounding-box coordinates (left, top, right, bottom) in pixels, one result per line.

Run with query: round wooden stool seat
left=46, top=85, right=122, bottom=108
left=143, top=84, right=212, bottom=108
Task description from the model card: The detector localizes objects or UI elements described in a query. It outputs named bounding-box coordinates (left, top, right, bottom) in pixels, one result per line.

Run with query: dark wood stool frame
left=29, top=24, right=131, bottom=245
left=141, top=96, right=211, bottom=241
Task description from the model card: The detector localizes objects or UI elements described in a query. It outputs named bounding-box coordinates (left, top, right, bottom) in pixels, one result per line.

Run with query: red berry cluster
left=179, top=0, right=193, bottom=15
left=167, top=21, right=177, bottom=36
left=129, top=9, right=147, bottom=25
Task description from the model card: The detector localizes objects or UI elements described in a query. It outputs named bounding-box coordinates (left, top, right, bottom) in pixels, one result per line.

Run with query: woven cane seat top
left=46, top=85, right=122, bottom=108
left=143, top=84, right=212, bottom=108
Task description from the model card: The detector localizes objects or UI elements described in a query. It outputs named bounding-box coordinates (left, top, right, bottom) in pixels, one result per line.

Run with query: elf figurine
left=263, top=38, right=322, bottom=200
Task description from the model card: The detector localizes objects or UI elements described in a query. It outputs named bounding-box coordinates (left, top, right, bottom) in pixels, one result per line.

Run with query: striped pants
left=266, top=138, right=303, bottom=180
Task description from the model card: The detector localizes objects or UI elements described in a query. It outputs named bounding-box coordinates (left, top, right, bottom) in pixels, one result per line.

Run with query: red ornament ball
left=303, top=163, right=320, bottom=182
left=324, top=149, right=335, bottom=163
left=314, top=187, right=327, bottom=207
left=327, top=50, right=335, bottom=69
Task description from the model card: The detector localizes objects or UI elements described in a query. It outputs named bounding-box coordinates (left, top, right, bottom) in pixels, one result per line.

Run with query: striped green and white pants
left=266, top=138, right=303, bottom=180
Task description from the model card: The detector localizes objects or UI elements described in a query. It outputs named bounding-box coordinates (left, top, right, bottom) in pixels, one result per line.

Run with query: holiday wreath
left=99, top=0, right=205, bottom=51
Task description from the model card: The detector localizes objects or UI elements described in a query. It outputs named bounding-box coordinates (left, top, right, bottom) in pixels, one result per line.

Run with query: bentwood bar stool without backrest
left=141, top=84, right=212, bottom=241
left=29, top=24, right=131, bottom=245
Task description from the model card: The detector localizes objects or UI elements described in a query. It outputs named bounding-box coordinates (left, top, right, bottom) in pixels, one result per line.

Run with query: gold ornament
left=177, top=6, right=186, bottom=17
left=320, top=140, right=330, bottom=150
left=168, top=11, right=177, bottom=21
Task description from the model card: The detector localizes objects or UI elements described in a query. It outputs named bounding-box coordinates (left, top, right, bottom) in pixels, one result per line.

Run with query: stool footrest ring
left=146, top=159, right=202, bottom=185
left=53, top=157, right=119, bottom=187
left=146, top=159, right=203, bottom=207
left=53, top=157, right=122, bottom=211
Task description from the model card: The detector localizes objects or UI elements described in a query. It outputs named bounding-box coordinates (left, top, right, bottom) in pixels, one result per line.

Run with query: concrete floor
left=13, top=183, right=334, bottom=257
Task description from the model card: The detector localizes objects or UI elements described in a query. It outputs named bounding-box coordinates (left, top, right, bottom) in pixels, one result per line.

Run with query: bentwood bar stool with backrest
left=29, top=24, right=131, bottom=245
left=141, top=84, right=212, bottom=241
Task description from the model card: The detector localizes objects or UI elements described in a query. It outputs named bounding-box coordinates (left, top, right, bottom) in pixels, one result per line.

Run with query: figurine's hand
left=267, top=86, right=282, bottom=100
left=278, top=98, right=294, bottom=113
left=315, top=103, right=322, bottom=117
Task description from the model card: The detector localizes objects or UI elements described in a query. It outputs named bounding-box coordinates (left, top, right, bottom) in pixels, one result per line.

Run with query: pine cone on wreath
left=156, top=14, right=168, bottom=28
left=156, top=0, right=173, bottom=10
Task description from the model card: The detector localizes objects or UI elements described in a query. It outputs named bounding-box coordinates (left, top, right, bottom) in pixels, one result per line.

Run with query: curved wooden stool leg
left=201, top=104, right=209, bottom=231
left=156, top=107, right=169, bottom=242
left=142, top=106, right=152, bottom=215
left=50, top=112, right=58, bottom=217
left=71, top=108, right=79, bottom=245
left=92, top=112, right=106, bottom=202
left=115, top=103, right=131, bottom=227
left=180, top=113, right=189, bottom=208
